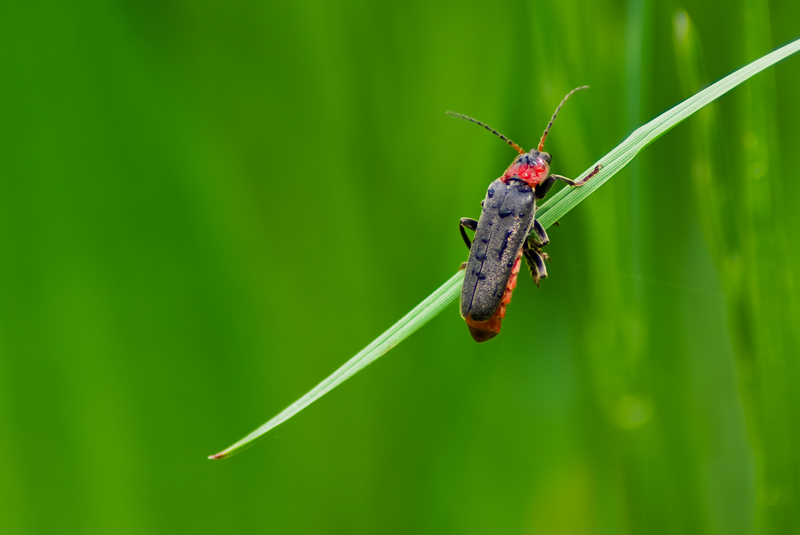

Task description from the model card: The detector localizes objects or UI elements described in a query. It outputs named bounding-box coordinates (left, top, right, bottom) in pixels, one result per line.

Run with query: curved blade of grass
left=536, top=37, right=800, bottom=228
left=210, top=37, right=800, bottom=460
left=208, top=270, right=465, bottom=459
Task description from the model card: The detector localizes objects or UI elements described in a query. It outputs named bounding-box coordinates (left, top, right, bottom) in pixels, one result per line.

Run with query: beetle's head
left=500, top=86, right=591, bottom=187
left=447, top=86, right=589, bottom=189
left=501, top=149, right=550, bottom=187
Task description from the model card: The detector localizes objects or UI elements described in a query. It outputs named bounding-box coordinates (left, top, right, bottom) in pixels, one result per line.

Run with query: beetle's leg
left=460, top=217, right=478, bottom=250
left=529, top=219, right=549, bottom=248
left=534, top=176, right=555, bottom=200
left=523, top=241, right=548, bottom=287
left=549, top=164, right=602, bottom=187
left=527, top=235, right=550, bottom=262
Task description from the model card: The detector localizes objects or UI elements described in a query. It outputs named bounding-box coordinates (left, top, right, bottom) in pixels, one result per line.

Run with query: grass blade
left=536, top=37, right=800, bottom=228
left=209, top=37, right=800, bottom=459
left=209, top=271, right=464, bottom=459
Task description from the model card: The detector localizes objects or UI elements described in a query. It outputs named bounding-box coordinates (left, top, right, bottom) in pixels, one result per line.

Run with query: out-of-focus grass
left=2, top=2, right=800, bottom=534
left=675, top=11, right=800, bottom=533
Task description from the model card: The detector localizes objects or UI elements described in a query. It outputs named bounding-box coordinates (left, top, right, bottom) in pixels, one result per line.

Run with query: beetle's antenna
left=446, top=111, right=525, bottom=155
left=538, top=85, right=589, bottom=152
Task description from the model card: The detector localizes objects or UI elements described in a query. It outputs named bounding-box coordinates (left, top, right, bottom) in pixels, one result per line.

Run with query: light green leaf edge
left=210, top=37, right=800, bottom=460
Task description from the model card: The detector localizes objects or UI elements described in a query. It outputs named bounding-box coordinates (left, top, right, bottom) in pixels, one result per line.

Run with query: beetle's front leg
left=534, top=176, right=555, bottom=200
left=460, top=217, right=478, bottom=250
left=549, top=164, right=602, bottom=187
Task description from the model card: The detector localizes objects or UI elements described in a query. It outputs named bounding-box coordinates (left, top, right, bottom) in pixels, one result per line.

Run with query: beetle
left=448, top=86, right=601, bottom=342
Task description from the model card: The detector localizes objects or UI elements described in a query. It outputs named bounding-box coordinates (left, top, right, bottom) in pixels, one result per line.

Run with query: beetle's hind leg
left=525, top=219, right=550, bottom=267
left=460, top=218, right=478, bottom=249
left=530, top=219, right=549, bottom=248
left=523, top=240, right=549, bottom=287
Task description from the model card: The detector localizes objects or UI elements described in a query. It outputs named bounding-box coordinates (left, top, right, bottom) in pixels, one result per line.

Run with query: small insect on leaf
left=450, top=87, right=600, bottom=342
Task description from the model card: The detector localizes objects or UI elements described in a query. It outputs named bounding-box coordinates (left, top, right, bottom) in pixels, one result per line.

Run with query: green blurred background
left=1, top=1, right=799, bottom=534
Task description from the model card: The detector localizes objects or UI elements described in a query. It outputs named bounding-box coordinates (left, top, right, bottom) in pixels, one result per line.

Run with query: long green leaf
left=208, top=271, right=465, bottom=459
left=209, top=37, right=800, bottom=459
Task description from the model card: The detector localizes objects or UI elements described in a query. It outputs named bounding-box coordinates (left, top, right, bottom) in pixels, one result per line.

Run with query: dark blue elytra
left=460, top=178, right=535, bottom=322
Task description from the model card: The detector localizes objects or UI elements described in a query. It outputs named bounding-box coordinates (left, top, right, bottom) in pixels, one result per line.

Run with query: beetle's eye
left=541, top=153, right=552, bottom=165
